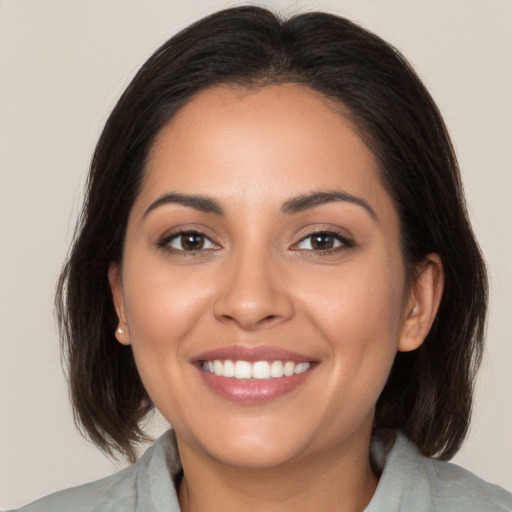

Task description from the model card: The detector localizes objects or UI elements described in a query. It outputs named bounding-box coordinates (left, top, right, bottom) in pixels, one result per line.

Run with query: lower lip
left=197, top=367, right=314, bottom=404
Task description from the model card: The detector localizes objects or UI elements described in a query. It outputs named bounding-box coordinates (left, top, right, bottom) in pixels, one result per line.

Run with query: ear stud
left=117, top=327, right=125, bottom=334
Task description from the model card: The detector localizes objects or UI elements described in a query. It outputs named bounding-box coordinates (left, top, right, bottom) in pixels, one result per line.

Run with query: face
left=111, top=84, right=438, bottom=471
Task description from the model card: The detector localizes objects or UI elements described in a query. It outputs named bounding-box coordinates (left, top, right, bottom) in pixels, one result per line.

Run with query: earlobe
left=398, top=253, right=444, bottom=352
left=108, top=263, right=130, bottom=345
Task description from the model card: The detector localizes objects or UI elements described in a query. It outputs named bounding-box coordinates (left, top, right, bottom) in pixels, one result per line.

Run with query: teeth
left=270, top=361, right=284, bottom=378
left=234, top=361, right=252, bottom=379
left=252, top=361, right=271, bottom=379
left=202, top=360, right=311, bottom=380
left=284, top=361, right=295, bottom=377
left=222, top=359, right=235, bottom=377
left=294, top=362, right=309, bottom=375
left=213, top=360, right=223, bottom=376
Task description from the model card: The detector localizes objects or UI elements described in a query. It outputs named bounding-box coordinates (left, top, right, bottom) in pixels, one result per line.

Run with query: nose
left=213, top=250, right=295, bottom=330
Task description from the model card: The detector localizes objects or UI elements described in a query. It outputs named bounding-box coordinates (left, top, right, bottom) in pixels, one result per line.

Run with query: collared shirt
left=14, top=430, right=512, bottom=511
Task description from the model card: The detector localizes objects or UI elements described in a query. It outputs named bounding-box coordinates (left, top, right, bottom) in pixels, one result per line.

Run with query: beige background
left=1, top=0, right=511, bottom=509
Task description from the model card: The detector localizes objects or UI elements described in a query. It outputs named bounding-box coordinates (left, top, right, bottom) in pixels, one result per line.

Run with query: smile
left=201, top=360, right=312, bottom=380
left=194, top=346, right=318, bottom=403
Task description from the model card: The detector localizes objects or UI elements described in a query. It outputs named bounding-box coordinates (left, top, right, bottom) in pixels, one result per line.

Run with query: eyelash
left=157, top=230, right=220, bottom=255
left=157, top=229, right=353, bottom=255
left=291, top=229, right=354, bottom=254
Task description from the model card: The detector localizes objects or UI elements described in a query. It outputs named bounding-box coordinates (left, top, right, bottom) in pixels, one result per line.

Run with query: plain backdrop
left=1, top=0, right=511, bottom=509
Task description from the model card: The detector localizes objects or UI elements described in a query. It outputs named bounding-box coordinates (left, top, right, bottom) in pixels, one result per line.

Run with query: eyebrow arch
left=281, top=191, right=377, bottom=219
left=143, top=192, right=224, bottom=218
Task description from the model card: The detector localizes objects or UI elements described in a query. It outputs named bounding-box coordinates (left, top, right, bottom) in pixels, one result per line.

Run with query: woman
left=14, top=6, right=512, bottom=511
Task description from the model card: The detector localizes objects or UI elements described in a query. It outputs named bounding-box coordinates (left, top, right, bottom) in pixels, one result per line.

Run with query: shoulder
left=11, top=463, right=139, bottom=512
left=424, top=456, right=512, bottom=511
left=368, top=430, right=512, bottom=512
left=11, top=431, right=182, bottom=512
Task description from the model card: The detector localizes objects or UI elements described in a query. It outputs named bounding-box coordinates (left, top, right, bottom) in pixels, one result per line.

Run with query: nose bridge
left=213, top=241, right=294, bottom=329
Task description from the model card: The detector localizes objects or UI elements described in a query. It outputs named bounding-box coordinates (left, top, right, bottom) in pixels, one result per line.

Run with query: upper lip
left=193, top=345, right=316, bottom=364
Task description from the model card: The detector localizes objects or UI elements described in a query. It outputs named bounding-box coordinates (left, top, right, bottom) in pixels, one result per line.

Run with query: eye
left=160, top=230, right=219, bottom=252
left=293, top=231, right=351, bottom=252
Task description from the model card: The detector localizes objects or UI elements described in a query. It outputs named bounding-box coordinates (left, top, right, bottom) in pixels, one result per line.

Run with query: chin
left=181, top=415, right=315, bottom=470
left=208, top=435, right=308, bottom=470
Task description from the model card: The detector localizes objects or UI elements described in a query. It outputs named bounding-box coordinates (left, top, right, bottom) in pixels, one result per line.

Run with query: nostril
left=213, top=274, right=295, bottom=329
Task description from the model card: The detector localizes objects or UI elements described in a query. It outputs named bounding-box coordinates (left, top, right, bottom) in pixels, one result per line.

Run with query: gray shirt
left=14, top=430, right=512, bottom=511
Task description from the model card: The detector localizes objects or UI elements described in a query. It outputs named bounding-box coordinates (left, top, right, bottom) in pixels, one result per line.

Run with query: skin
left=110, top=84, right=443, bottom=512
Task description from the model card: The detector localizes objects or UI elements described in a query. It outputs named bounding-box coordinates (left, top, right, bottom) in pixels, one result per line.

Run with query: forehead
left=138, top=84, right=395, bottom=221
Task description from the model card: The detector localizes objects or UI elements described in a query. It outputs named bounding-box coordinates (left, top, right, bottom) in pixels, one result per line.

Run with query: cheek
left=120, top=257, right=217, bottom=425
left=297, top=257, right=405, bottom=385
left=122, top=254, right=214, bottom=364
left=302, top=255, right=403, bottom=328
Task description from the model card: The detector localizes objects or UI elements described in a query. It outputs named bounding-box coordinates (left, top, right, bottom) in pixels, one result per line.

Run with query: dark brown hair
left=56, top=6, right=487, bottom=462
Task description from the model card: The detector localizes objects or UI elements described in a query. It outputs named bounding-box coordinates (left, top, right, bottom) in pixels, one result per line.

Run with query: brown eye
left=310, top=233, right=336, bottom=250
left=295, top=231, right=350, bottom=252
left=165, top=231, right=218, bottom=252
left=181, top=233, right=205, bottom=250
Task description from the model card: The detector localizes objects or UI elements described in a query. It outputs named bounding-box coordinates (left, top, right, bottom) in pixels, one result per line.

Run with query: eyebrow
left=281, top=191, right=377, bottom=219
left=143, top=189, right=376, bottom=220
left=143, top=192, right=224, bottom=218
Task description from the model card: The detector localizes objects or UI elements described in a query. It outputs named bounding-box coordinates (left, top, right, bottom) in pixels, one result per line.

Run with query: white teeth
left=294, top=362, right=309, bottom=375
left=234, top=360, right=252, bottom=379
left=284, top=361, right=295, bottom=377
left=222, top=359, right=235, bottom=377
left=270, top=360, right=284, bottom=378
left=213, top=360, right=223, bottom=376
left=252, top=361, right=271, bottom=379
left=202, top=359, right=311, bottom=380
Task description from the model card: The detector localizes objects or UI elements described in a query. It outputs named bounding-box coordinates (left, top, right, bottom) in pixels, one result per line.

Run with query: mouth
left=193, top=346, right=318, bottom=403
left=200, top=359, right=312, bottom=380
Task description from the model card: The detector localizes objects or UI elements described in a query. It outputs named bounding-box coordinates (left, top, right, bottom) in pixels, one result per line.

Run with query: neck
left=177, top=431, right=378, bottom=512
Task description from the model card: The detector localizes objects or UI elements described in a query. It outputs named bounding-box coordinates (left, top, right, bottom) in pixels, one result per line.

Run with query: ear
left=108, top=263, right=130, bottom=345
left=398, top=253, right=444, bottom=352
